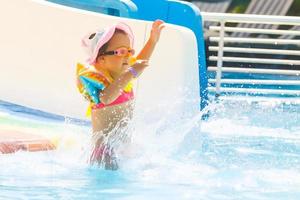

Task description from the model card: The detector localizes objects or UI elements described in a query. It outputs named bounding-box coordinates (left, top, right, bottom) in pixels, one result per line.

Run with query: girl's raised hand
left=134, top=60, right=149, bottom=68
left=150, top=20, right=165, bottom=44
left=130, top=60, right=149, bottom=77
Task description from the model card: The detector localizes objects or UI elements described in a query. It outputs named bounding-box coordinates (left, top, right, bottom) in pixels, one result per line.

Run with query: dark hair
left=95, top=29, right=127, bottom=61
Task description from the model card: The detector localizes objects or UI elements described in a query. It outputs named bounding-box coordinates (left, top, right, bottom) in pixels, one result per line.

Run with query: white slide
left=0, top=0, right=200, bottom=120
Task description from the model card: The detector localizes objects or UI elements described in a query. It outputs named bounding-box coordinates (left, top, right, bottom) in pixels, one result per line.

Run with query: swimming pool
left=1, top=98, right=299, bottom=200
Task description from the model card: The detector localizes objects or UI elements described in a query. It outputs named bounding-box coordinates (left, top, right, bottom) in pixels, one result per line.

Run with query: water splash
left=1, top=98, right=300, bottom=199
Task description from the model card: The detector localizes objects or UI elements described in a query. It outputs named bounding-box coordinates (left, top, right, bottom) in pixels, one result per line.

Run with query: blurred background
left=183, top=0, right=300, bottom=16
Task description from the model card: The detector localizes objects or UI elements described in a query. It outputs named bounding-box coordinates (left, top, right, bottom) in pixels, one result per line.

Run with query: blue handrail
left=46, top=0, right=137, bottom=17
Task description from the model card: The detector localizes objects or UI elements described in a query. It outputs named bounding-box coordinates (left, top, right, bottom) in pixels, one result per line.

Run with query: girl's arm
left=136, top=20, right=165, bottom=60
left=99, top=61, right=148, bottom=105
left=100, top=20, right=165, bottom=105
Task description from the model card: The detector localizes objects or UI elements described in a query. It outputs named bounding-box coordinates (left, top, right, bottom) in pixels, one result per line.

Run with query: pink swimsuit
left=91, top=90, right=134, bottom=110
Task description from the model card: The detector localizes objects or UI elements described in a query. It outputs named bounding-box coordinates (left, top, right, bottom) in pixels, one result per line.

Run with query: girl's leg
left=90, top=132, right=119, bottom=170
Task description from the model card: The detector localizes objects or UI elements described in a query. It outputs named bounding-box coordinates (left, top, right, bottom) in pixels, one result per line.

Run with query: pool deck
left=0, top=129, right=56, bottom=154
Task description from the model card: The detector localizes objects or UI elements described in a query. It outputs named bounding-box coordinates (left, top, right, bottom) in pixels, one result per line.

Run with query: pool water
left=0, top=99, right=300, bottom=200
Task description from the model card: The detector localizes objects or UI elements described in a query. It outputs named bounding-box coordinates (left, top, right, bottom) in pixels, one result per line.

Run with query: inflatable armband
left=76, top=62, right=135, bottom=106
left=76, top=63, right=109, bottom=104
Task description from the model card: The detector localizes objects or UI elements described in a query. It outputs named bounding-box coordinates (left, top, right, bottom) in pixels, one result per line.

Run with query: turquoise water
left=0, top=99, right=300, bottom=200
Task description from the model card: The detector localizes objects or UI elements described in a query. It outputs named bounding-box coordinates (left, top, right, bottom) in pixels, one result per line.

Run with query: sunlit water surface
left=0, top=99, right=300, bottom=200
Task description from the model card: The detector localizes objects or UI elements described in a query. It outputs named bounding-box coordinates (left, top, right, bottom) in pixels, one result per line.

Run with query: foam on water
left=1, top=99, right=300, bottom=199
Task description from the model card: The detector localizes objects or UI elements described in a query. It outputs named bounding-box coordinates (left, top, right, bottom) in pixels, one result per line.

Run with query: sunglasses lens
left=113, top=48, right=135, bottom=56
left=129, top=49, right=135, bottom=55
left=119, top=49, right=127, bottom=56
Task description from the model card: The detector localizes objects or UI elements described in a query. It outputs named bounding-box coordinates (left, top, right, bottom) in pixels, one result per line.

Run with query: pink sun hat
left=81, top=22, right=135, bottom=65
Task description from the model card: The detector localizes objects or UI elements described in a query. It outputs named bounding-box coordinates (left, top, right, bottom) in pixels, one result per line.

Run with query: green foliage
left=227, top=0, right=250, bottom=13
left=287, top=0, right=300, bottom=16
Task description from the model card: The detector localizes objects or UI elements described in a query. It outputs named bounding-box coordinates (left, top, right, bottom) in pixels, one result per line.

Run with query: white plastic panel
left=0, top=0, right=199, bottom=120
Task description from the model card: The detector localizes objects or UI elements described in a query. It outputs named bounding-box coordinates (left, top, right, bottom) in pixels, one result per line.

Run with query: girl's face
left=96, top=32, right=132, bottom=78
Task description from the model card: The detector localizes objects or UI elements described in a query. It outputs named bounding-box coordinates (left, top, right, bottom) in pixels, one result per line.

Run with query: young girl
left=77, top=20, right=165, bottom=170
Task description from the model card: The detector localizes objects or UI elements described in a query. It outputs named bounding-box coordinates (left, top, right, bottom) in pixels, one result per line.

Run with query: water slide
left=0, top=0, right=204, bottom=121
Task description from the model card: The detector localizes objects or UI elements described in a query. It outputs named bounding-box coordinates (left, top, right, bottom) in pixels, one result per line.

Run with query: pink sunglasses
left=101, top=47, right=135, bottom=57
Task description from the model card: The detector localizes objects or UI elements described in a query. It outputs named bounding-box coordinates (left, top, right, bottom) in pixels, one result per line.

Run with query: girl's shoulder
left=76, top=62, right=110, bottom=104
left=76, top=63, right=110, bottom=82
